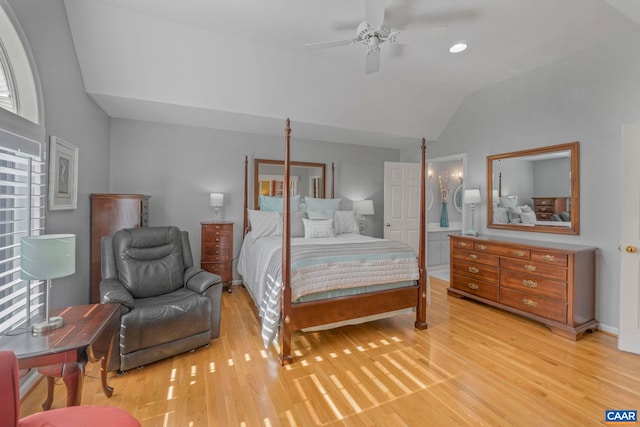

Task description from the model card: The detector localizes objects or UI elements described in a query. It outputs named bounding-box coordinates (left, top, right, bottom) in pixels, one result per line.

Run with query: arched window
left=0, top=0, right=46, bottom=336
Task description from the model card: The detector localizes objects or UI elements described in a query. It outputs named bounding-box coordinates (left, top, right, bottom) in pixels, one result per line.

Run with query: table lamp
left=210, top=193, right=224, bottom=220
left=20, top=234, right=76, bottom=333
left=353, top=200, right=375, bottom=234
left=464, top=189, right=482, bottom=236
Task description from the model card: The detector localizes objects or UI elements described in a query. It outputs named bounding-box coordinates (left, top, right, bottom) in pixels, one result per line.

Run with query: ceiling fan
left=305, top=0, right=445, bottom=74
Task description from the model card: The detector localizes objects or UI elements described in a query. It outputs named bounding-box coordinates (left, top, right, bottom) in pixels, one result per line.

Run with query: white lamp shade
left=353, top=200, right=375, bottom=215
left=210, top=193, right=224, bottom=207
left=463, top=189, right=482, bottom=204
left=20, top=234, right=76, bottom=280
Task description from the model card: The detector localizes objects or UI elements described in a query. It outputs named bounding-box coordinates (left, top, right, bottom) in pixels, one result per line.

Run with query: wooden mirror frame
left=486, top=141, right=579, bottom=235
left=254, top=159, right=326, bottom=209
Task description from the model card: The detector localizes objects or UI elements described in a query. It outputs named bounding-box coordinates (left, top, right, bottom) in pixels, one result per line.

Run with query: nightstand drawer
left=203, top=244, right=232, bottom=261
left=202, top=262, right=232, bottom=281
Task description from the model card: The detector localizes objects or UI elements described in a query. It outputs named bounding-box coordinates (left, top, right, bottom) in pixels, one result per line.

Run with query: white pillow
left=248, top=209, right=281, bottom=238
left=493, top=207, right=509, bottom=224
left=303, top=218, right=335, bottom=239
left=289, top=211, right=306, bottom=237
left=521, top=211, right=537, bottom=224
left=307, top=210, right=334, bottom=220
left=334, top=210, right=359, bottom=234
left=305, top=197, right=341, bottom=212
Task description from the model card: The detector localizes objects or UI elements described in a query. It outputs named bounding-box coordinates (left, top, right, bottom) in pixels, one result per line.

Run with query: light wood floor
left=21, top=277, right=640, bottom=426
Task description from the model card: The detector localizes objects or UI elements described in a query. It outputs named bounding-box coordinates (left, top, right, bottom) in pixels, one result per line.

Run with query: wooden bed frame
left=242, top=119, right=428, bottom=365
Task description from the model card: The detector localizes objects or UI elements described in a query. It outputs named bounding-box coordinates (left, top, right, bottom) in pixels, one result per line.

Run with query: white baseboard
left=597, top=323, right=618, bottom=336
left=231, top=279, right=243, bottom=285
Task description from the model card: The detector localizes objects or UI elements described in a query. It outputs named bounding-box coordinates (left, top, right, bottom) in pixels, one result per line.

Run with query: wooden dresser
left=448, top=235, right=597, bottom=340
left=90, top=194, right=150, bottom=303
left=531, top=197, right=567, bottom=220
left=201, top=221, right=233, bottom=292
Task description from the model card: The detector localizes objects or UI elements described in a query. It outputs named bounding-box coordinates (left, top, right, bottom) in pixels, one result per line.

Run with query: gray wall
left=9, top=0, right=110, bottom=308
left=533, top=158, right=571, bottom=198
left=402, top=27, right=640, bottom=332
left=108, top=118, right=400, bottom=281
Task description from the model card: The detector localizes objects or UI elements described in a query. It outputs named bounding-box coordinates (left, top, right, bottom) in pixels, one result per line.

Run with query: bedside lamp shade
left=353, top=200, right=375, bottom=216
left=210, top=193, right=224, bottom=207
left=21, top=234, right=76, bottom=332
left=463, top=189, right=481, bottom=205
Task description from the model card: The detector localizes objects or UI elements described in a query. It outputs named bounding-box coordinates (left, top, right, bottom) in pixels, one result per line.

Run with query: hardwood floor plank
left=20, top=277, right=640, bottom=426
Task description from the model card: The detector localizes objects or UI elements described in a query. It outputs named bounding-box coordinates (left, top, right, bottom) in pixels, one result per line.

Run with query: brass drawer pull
left=542, top=255, right=555, bottom=262
left=469, top=254, right=478, bottom=260
left=468, top=283, right=479, bottom=290
left=522, top=298, right=538, bottom=307
left=478, top=244, right=487, bottom=250
left=523, top=280, right=538, bottom=288
left=459, top=242, right=467, bottom=247
left=514, top=250, right=525, bottom=257
left=468, top=267, right=479, bottom=274
left=524, top=264, right=536, bottom=272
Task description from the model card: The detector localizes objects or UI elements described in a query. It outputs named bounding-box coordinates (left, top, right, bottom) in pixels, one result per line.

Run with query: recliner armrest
left=184, top=267, right=222, bottom=294
left=100, top=279, right=135, bottom=311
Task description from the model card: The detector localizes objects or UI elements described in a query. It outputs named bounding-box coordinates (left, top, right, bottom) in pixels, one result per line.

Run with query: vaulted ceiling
left=64, top=0, right=640, bottom=149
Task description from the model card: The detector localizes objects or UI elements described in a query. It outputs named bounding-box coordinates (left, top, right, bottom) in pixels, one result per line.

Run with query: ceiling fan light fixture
left=449, top=42, right=468, bottom=53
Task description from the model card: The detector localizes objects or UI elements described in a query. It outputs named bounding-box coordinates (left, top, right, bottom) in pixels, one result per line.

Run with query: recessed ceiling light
left=449, top=42, right=468, bottom=54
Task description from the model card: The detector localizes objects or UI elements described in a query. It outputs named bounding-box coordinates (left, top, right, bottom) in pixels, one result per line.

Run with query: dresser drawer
left=452, top=274, right=498, bottom=301
left=530, top=250, right=568, bottom=267
left=500, top=258, right=567, bottom=281
left=202, top=261, right=232, bottom=280
left=452, top=248, right=499, bottom=267
left=500, top=271, right=567, bottom=301
left=203, top=226, right=233, bottom=240
left=534, top=198, right=555, bottom=206
left=452, top=260, right=499, bottom=282
left=474, top=242, right=531, bottom=260
left=203, top=243, right=232, bottom=261
left=499, top=288, right=566, bottom=323
left=451, top=239, right=474, bottom=250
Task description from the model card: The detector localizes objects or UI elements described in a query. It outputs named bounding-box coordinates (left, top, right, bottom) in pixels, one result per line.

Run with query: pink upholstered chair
left=0, top=351, right=140, bottom=427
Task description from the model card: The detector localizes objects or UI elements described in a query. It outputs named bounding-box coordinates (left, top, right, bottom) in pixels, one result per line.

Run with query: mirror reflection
left=254, top=159, right=325, bottom=208
left=487, top=142, right=579, bottom=235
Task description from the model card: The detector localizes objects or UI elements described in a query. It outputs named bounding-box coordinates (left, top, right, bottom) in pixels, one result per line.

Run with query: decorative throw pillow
left=493, top=207, right=509, bottom=224
left=333, top=210, right=359, bottom=234
left=507, top=206, right=522, bottom=223
left=307, top=210, right=335, bottom=220
left=520, top=205, right=532, bottom=213
left=290, top=211, right=306, bottom=238
left=521, top=211, right=537, bottom=224
left=304, top=197, right=341, bottom=212
left=259, top=194, right=300, bottom=212
left=303, top=218, right=335, bottom=239
left=560, top=211, right=570, bottom=222
left=248, top=209, right=281, bottom=238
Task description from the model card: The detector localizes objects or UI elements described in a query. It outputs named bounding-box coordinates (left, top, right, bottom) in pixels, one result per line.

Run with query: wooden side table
left=0, top=303, right=119, bottom=409
left=201, top=221, right=234, bottom=292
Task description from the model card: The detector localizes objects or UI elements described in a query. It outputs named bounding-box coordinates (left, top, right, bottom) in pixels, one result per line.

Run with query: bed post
left=279, top=119, right=293, bottom=365
left=415, top=138, right=428, bottom=329
left=243, top=155, right=249, bottom=236
left=331, top=162, right=335, bottom=198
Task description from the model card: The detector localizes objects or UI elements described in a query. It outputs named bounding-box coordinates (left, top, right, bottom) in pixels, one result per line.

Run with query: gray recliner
left=100, top=226, right=222, bottom=372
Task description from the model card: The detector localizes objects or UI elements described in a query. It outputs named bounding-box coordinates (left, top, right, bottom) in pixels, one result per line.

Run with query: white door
left=384, top=162, right=422, bottom=252
left=619, top=122, right=640, bottom=354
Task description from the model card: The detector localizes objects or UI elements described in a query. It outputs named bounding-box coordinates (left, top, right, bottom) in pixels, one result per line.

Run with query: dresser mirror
left=487, top=141, right=579, bottom=235
left=254, top=159, right=326, bottom=209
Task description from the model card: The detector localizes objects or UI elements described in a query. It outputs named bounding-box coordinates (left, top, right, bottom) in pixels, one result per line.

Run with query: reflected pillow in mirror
left=507, top=206, right=522, bottom=223
left=305, top=197, right=341, bottom=212
left=493, top=207, right=509, bottom=224
left=259, top=194, right=301, bottom=212
left=521, top=211, right=537, bottom=224
left=248, top=209, right=282, bottom=238
left=498, top=196, right=518, bottom=209
left=560, top=211, right=570, bottom=222
left=290, top=211, right=306, bottom=237
left=520, top=205, right=532, bottom=213
left=334, top=211, right=359, bottom=234
left=303, top=218, right=335, bottom=239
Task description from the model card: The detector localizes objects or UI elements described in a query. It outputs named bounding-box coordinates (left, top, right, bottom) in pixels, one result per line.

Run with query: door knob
left=625, top=245, right=638, bottom=253
left=385, top=223, right=391, bottom=227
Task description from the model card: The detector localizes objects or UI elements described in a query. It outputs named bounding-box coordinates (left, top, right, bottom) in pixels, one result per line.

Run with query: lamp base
left=32, top=316, right=64, bottom=333
left=464, top=231, right=479, bottom=236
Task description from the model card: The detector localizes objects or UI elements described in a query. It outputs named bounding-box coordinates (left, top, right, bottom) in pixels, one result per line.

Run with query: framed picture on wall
left=48, top=136, right=78, bottom=210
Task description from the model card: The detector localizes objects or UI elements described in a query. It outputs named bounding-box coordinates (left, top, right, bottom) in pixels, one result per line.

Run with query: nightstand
left=201, top=221, right=233, bottom=292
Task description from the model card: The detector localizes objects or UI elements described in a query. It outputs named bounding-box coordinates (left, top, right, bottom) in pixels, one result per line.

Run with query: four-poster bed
left=239, top=119, right=428, bottom=365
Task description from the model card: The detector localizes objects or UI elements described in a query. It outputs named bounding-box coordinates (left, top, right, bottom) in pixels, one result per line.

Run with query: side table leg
left=100, top=335, right=115, bottom=397
left=61, top=362, right=84, bottom=407
left=42, top=376, right=56, bottom=410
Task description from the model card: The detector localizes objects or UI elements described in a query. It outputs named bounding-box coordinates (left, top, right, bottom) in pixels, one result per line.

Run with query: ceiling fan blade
left=365, top=0, right=386, bottom=28
left=305, top=39, right=352, bottom=50
left=365, top=49, right=380, bottom=74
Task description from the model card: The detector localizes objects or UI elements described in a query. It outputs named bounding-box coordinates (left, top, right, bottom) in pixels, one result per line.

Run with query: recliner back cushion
left=114, top=226, right=185, bottom=298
